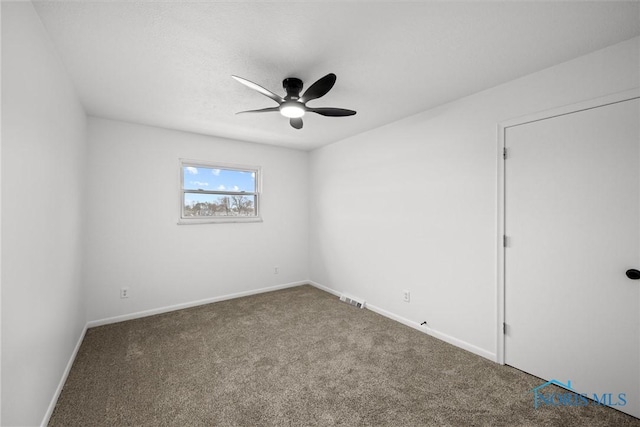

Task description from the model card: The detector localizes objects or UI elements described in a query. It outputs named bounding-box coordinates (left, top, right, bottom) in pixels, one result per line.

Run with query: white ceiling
left=32, top=1, right=640, bottom=150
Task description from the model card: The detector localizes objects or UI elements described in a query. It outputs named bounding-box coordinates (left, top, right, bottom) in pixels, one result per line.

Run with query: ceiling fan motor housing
left=283, top=78, right=303, bottom=100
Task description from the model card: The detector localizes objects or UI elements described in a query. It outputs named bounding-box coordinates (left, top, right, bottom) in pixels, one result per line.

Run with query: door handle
left=626, top=269, right=640, bottom=280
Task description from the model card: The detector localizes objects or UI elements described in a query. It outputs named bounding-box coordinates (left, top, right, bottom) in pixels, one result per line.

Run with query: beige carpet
left=50, top=285, right=639, bottom=426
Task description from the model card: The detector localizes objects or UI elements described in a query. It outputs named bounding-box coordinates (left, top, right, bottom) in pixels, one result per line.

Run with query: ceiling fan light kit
left=280, top=102, right=305, bottom=118
left=232, top=73, right=356, bottom=129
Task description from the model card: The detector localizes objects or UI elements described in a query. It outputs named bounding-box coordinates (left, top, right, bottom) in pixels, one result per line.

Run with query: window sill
left=177, top=217, right=263, bottom=225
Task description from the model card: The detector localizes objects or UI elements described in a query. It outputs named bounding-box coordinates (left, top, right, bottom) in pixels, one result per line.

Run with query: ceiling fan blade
left=300, top=73, right=336, bottom=103
left=231, top=75, right=284, bottom=104
left=290, top=118, right=303, bottom=129
left=307, top=107, right=356, bottom=117
left=236, top=107, right=280, bottom=114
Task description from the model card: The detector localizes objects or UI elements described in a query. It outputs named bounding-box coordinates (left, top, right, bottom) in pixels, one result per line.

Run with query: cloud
left=211, top=169, right=221, bottom=176
left=232, top=185, right=240, bottom=192
left=185, top=167, right=198, bottom=175
left=217, top=184, right=226, bottom=190
left=190, top=181, right=209, bottom=187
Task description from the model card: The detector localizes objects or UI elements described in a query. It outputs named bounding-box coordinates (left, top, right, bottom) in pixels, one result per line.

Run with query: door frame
left=495, top=88, right=640, bottom=364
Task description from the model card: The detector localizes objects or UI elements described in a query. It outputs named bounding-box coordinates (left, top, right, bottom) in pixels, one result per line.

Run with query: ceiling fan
left=232, top=73, right=356, bottom=129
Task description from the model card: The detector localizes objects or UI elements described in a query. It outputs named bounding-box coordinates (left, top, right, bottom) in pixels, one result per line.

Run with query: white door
left=504, top=97, right=640, bottom=418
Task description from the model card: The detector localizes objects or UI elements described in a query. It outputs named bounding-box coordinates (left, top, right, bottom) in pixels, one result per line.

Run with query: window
left=179, top=160, right=261, bottom=223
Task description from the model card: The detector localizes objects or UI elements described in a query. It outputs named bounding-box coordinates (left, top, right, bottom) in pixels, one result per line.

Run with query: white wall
left=1, top=3, right=87, bottom=426
left=309, top=37, right=640, bottom=360
left=84, top=118, right=309, bottom=322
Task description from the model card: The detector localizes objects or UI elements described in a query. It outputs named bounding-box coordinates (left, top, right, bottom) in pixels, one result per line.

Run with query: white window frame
left=178, top=159, right=262, bottom=224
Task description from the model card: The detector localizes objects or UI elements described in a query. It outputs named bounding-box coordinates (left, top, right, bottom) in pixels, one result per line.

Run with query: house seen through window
left=180, top=160, right=260, bottom=222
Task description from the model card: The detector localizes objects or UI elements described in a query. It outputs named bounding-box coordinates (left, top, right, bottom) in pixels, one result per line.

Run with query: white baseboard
left=308, top=280, right=341, bottom=297
left=41, top=323, right=88, bottom=427
left=87, top=280, right=308, bottom=328
left=309, top=280, right=496, bottom=362
left=366, top=302, right=496, bottom=361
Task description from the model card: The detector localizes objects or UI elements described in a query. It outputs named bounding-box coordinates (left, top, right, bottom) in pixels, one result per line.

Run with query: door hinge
left=503, top=147, right=507, bottom=159
left=503, top=235, right=507, bottom=247
left=503, top=322, right=507, bottom=334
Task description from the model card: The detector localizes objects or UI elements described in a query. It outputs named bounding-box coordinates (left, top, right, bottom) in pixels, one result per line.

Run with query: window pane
left=183, top=166, right=256, bottom=192
left=183, top=193, right=257, bottom=217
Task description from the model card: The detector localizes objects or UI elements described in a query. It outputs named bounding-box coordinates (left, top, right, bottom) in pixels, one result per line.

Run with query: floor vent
left=339, top=294, right=366, bottom=309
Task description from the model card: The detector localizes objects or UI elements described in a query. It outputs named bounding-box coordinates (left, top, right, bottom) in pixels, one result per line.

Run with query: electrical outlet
left=403, top=290, right=410, bottom=302
left=274, top=266, right=279, bottom=275
left=120, top=287, right=129, bottom=299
